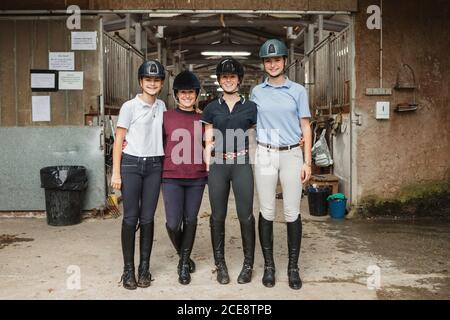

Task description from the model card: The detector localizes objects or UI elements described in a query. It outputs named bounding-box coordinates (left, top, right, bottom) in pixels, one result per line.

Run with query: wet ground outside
left=1, top=190, right=449, bottom=300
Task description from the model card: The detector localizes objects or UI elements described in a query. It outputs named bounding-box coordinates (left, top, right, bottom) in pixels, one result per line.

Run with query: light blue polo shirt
left=251, top=77, right=311, bottom=147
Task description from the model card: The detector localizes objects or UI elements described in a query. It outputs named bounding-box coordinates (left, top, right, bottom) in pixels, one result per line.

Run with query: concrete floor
left=1, top=188, right=449, bottom=300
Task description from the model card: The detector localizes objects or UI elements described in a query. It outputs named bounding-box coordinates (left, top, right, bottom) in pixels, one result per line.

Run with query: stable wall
left=0, top=17, right=101, bottom=126
left=353, top=0, right=450, bottom=203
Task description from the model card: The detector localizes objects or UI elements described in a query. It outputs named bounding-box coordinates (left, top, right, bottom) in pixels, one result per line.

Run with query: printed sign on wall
left=59, top=71, right=84, bottom=90
left=71, top=31, right=97, bottom=50
left=49, top=52, right=75, bottom=70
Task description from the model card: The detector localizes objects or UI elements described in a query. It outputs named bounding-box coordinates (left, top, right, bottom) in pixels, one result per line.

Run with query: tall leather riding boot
left=237, top=215, right=255, bottom=284
left=210, top=217, right=230, bottom=284
left=178, top=221, right=197, bottom=285
left=137, top=222, right=154, bottom=288
left=166, top=223, right=196, bottom=273
left=121, top=222, right=137, bottom=290
left=259, top=213, right=275, bottom=287
left=287, top=215, right=302, bottom=290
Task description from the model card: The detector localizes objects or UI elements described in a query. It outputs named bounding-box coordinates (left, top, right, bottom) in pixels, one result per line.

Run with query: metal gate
left=103, top=32, right=144, bottom=112
left=304, top=26, right=351, bottom=114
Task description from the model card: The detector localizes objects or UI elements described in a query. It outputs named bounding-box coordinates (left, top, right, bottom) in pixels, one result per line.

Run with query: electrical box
left=376, top=101, right=390, bottom=119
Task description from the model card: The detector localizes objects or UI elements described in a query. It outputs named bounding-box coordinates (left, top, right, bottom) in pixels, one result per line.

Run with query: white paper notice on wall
left=31, top=72, right=56, bottom=89
left=71, top=31, right=97, bottom=50
left=59, top=71, right=83, bottom=90
left=32, top=96, right=51, bottom=122
left=49, top=52, right=75, bottom=70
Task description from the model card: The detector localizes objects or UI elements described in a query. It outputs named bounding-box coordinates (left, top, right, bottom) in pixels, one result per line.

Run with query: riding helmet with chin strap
left=215, top=57, right=244, bottom=82
left=138, top=59, right=166, bottom=80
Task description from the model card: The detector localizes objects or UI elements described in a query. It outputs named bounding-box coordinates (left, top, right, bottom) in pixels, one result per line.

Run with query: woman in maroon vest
left=162, top=71, right=207, bottom=285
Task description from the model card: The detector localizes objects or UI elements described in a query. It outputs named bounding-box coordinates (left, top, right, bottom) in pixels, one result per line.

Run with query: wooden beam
left=141, top=17, right=310, bottom=28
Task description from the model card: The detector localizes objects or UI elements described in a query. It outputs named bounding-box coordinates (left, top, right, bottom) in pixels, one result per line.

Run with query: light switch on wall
left=376, top=101, right=390, bottom=119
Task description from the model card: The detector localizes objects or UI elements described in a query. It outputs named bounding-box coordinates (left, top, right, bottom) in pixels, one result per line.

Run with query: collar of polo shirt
left=218, top=94, right=246, bottom=105
left=136, top=94, right=158, bottom=108
left=262, top=77, right=292, bottom=89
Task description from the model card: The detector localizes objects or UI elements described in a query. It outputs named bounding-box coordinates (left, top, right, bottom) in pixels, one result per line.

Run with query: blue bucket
left=328, top=199, right=347, bottom=219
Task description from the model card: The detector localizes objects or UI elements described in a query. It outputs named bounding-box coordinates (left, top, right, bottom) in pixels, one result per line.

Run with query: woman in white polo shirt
left=111, top=60, right=166, bottom=290
left=251, top=39, right=312, bottom=290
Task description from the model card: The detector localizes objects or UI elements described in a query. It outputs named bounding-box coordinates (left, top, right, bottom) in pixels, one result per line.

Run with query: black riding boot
left=137, top=222, right=154, bottom=288
left=210, top=217, right=230, bottom=284
left=178, top=221, right=197, bottom=285
left=287, top=215, right=302, bottom=290
left=166, top=224, right=196, bottom=273
left=121, top=222, right=137, bottom=290
left=237, top=215, right=255, bottom=284
left=259, top=213, right=275, bottom=287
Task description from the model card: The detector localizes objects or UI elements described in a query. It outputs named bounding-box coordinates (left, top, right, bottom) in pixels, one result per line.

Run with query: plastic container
left=307, top=186, right=331, bottom=216
left=40, top=166, right=88, bottom=226
left=328, top=198, right=347, bottom=219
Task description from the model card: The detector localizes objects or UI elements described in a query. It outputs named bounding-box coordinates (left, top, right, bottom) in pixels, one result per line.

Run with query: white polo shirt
left=117, top=94, right=166, bottom=157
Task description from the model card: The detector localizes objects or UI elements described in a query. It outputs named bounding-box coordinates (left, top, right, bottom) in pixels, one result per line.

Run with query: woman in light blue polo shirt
left=111, top=60, right=166, bottom=290
left=251, top=39, right=312, bottom=290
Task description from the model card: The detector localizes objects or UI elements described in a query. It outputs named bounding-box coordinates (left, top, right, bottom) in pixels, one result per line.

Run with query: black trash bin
left=40, top=166, right=88, bottom=226
left=307, top=186, right=331, bottom=216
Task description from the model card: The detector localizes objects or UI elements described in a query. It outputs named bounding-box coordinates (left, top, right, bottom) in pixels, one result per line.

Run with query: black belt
left=257, top=142, right=300, bottom=151
left=122, top=153, right=163, bottom=162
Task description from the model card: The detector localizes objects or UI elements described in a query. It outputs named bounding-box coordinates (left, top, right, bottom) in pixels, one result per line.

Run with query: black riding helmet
left=138, top=59, right=165, bottom=80
left=215, top=57, right=244, bottom=82
left=173, top=71, right=201, bottom=97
